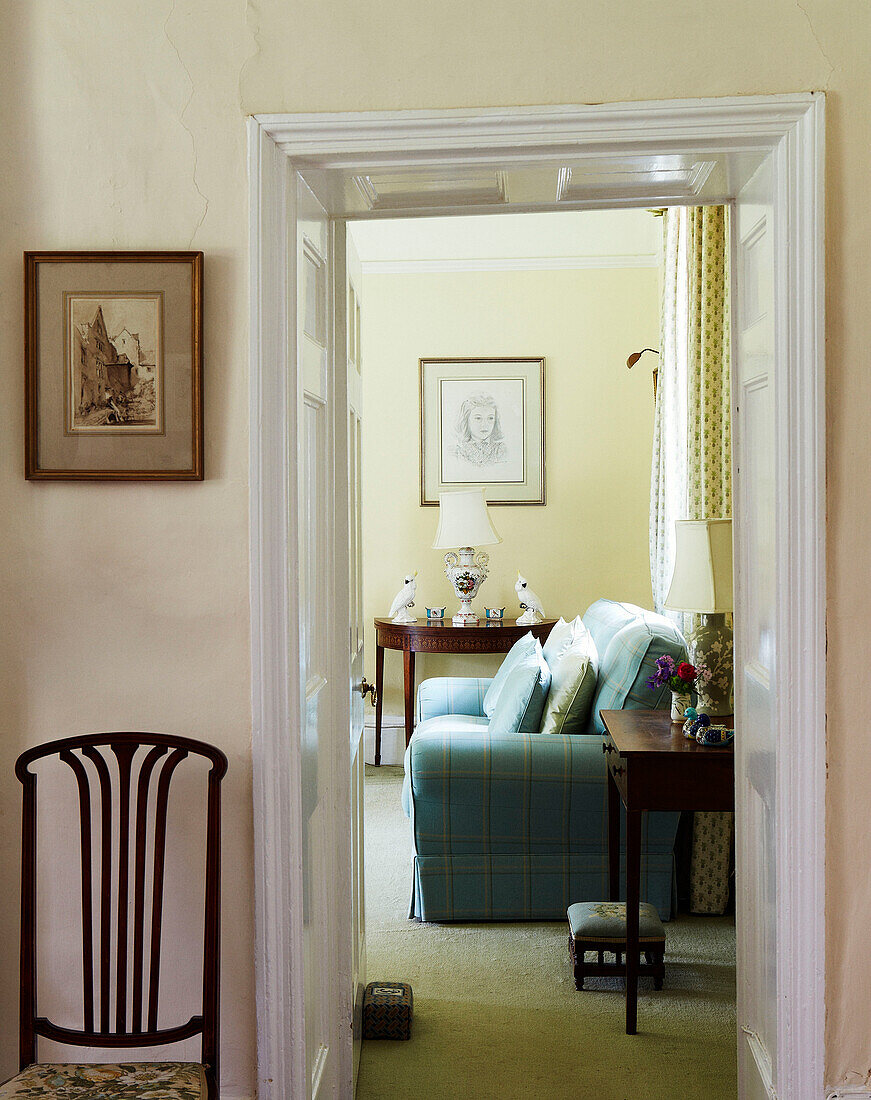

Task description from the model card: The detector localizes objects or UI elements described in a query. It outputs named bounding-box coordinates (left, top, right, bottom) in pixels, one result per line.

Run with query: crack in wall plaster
left=239, top=0, right=264, bottom=117
left=163, top=0, right=210, bottom=248
left=795, top=0, right=835, bottom=90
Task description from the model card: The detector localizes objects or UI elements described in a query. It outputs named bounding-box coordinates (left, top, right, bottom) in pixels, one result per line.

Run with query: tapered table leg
left=608, top=765, right=620, bottom=902
left=374, top=644, right=384, bottom=766
left=403, top=650, right=415, bottom=747
left=625, top=808, right=642, bottom=1034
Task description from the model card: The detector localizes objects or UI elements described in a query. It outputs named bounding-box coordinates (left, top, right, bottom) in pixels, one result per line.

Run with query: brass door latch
left=360, top=678, right=377, bottom=706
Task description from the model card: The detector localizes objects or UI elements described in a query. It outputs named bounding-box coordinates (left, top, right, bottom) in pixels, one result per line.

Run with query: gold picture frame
left=24, top=251, right=203, bottom=480
left=419, top=357, right=546, bottom=505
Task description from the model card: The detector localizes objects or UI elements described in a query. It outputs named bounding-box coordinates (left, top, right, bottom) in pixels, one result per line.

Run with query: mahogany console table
left=600, top=708, right=734, bottom=1034
left=373, top=616, right=557, bottom=765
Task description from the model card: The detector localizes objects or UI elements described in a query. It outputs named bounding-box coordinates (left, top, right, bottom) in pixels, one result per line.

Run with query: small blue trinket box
left=425, top=607, right=446, bottom=619
left=484, top=607, right=505, bottom=620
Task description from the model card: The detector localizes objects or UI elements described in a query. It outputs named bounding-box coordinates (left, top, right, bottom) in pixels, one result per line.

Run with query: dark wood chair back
left=15, top=732, right=227, bottom=1095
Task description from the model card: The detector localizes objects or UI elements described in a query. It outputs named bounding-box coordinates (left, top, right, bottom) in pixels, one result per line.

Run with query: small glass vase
left=671, top=692, right=692, bottom=720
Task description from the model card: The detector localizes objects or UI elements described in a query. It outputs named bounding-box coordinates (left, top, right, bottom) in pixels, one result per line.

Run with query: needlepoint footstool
left=567, top=901, right=666, bottom=991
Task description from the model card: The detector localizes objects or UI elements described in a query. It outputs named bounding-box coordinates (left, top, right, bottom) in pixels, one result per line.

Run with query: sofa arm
left=415, top=677, right=492, bottom=723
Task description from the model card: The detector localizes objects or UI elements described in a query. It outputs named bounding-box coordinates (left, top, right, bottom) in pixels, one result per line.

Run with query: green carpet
left=357, top=766, right=736, bottom=1100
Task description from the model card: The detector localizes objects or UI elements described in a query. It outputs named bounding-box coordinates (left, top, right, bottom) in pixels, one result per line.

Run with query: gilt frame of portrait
left=24, top=251, right=203, bottom=480
left=419, top=357, right=545, bottom=505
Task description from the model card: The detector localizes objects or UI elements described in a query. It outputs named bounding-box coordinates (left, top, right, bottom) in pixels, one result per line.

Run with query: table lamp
left=432, top=488, right=502, bottom=625
left=664, top=518, right=734, bottom=717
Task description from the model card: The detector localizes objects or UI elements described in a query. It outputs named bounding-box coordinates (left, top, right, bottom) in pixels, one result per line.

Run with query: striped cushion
left=585, top=609, right=688, bottom=736
left=482, top=633, right=537, bottom=718
left=0, top=1063, right=206, bottom=1098
left=487, top=641, right=551, bottom=735
left=542, top=614, right=595, bottom=672
left=539, top=648, right=597, bottom=735
left=581, top=599, right=640, bottom=663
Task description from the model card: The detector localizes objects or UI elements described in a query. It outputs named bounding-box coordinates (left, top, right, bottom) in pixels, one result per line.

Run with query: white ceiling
left=348, top=208, right=662, bottom=270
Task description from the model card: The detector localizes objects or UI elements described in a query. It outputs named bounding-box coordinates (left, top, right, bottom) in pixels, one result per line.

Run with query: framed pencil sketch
left=24, top=251, right=203, bottom=480
left=419, top=357, right=545, bottom=505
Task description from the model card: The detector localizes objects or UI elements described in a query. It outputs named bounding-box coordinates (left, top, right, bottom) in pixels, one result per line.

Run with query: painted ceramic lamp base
left=691, top=612, right=734, bottom=717
left=444, top=546, right=490, bottom=625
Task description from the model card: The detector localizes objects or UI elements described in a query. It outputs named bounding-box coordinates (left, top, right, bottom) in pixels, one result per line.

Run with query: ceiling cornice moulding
left=360, top=253, right=659, bottom=275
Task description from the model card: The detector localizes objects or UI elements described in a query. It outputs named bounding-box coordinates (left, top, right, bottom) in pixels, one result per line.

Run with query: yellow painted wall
left=0, top=0, right=866, bottom=1091
left=361, top=266, right=659, bottom=716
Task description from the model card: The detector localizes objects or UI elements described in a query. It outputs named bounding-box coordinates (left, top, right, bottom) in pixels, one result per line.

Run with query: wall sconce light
left=627, top=347, right=660, bottom=400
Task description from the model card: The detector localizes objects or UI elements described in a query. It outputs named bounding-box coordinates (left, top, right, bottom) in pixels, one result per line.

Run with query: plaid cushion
left=581, top=599, right=641, bottom=663
left=404, top=728, right=679, bottom=921
left=416, top=677, right=492, bottom=723
left=585, top=608, right=688, bottom=736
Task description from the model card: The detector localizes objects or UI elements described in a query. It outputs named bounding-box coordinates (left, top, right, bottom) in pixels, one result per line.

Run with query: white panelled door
left=732, top=160, right=778, bottom=1100
left=343, top=225, right=366, bottom=1087
left=295, top=174, right=339, bottom=1100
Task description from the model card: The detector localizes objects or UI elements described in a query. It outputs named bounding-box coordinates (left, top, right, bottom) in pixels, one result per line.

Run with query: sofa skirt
left=409, top=849, right=676, bottom=923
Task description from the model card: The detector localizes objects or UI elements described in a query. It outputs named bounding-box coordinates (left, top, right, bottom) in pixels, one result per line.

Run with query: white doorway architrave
left=248, top=95, right=825, bottom=1100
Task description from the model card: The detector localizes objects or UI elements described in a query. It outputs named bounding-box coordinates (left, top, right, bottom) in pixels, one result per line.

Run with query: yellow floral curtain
left=650, top=205, right=731, bottom=610
left=686, top=205, right=731, bottom=524
left=650, top=205, right=733, bottom=916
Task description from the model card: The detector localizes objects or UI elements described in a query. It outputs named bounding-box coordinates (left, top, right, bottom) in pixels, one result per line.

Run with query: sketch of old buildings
left=73, top=304, right=113, bottom=412
left=69, top=300, right=160, bottom=431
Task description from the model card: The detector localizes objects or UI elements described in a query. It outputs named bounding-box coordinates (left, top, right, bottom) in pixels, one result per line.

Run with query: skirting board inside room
left=364, top=714, right=405, bottom=767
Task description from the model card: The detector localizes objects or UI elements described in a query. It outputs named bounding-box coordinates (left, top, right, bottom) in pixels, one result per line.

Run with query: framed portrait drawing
left=419, top=357, right=545, bottom=505
left=24, top=251, right=203, bottom=480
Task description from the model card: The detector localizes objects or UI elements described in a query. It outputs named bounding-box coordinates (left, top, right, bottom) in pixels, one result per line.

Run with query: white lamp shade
left=432, top=488, right=502, bottom=549
left=664, top=518, right=733, bottom=613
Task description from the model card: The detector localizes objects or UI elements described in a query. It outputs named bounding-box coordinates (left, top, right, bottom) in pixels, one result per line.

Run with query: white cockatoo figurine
left=389, top=571, right=418, bottom=623
left=515, top=572, right=544, bottom=625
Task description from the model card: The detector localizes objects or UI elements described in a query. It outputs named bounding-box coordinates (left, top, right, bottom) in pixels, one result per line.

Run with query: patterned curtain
left=686, top=206, right=731, bottom=523
left=651, top=205, right=734, bottom=915
left=650, top=206, right=731, bottom=611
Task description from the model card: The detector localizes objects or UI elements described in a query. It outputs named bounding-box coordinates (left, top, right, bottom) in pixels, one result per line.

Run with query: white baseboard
left=364, top=715, right=406, bottom=767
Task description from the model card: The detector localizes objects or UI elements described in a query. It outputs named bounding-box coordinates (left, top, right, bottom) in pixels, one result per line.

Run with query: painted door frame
left=248, top=95, right=825, bottom=1099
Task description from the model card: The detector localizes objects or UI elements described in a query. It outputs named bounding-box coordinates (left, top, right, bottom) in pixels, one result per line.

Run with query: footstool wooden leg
left=569, top=936, right=585, bottom=990
left=654, top=951, right=664, bottom=991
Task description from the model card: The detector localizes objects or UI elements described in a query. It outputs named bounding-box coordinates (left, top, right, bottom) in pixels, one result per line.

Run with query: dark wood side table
left=600, top=708, right=734, bottom=1034
left=373, top=616, right=557, bottom=765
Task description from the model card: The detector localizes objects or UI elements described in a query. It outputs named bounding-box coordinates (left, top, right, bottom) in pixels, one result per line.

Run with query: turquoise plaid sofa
left=401, top=599, right=688, bottom=922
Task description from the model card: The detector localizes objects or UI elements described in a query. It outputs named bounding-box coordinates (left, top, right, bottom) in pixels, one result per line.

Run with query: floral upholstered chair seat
left=0, top=1062, right=206, bottom=1099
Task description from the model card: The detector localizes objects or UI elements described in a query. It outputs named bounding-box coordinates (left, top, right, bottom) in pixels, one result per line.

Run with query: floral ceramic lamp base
left=690, top=612, right=733, bottom=717
left=444, top=547, right=490, bottom=625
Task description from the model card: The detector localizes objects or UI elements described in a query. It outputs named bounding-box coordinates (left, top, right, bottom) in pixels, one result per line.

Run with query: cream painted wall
left=0, top=0, right=865, bottom=1092
left=360, top=265, right=659, bottom=717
